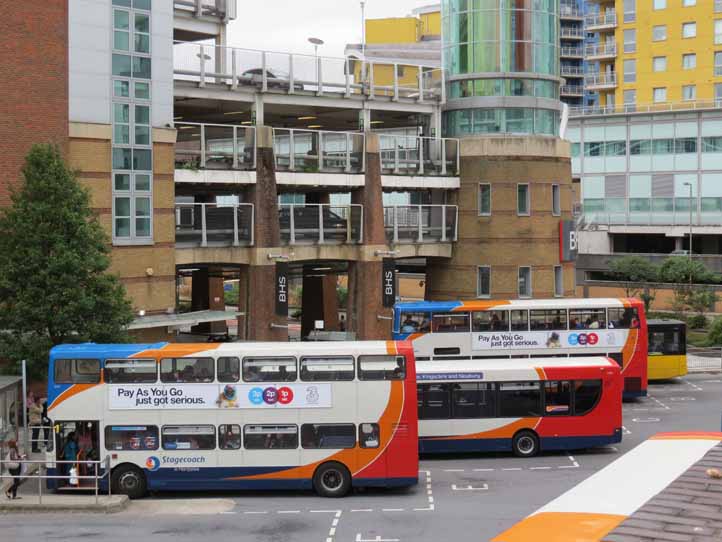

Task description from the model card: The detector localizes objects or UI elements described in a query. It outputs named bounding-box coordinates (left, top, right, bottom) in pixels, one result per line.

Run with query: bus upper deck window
left=608, top=308, right=640, bottom=329
left=472, top=311, right=509, bottom=332
left=160, top=358, right=215, bottom=383
left=432, top=313, right=470, bottom=333
left=300, top=357, right=355, bottom=381
left=243, top=357, right=297, bottom=383
left=510, top=310, right=529, bottom=331
left=569, top=309, right=606, bottom=330
left=54, top=359, right=101, bottom=384
left=530, top=310, right=568, bottom=331
left=217, top=357, right=240, bottom=383
left=358, top=355, right=405, bottom=380
left=400, top=312, right=431, bottom=333
left=104, top=359, right=157, bottom=383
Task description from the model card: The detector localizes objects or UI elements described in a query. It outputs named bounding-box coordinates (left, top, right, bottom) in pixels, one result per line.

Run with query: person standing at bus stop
left=4, top=440, right=25, bottom=500
left=29, top=400, right=43, bottom=453
left=61, top=432, right=79, bottom=483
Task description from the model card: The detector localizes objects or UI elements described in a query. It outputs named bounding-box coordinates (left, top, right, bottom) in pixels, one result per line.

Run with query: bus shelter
left=0, top=376, right=22, bottom=445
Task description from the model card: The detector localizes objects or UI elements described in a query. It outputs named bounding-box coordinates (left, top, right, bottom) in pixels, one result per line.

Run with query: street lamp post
left=360, top=1, right=366, bottom=58
left=684, top=181, right=693, bottom=286
left=308, top=37, right=324, bottom=90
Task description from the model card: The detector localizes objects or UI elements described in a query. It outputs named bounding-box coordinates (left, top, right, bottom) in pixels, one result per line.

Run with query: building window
left=716, top=52, right=722, bottom=76
left=653, top=87, right=667, bottom=103
left=478, top=183, right=491, bottom=216
left=652, top=57, right=666, bottom=73
left=552, top=184, right=561, bottom=216
left=717, top=0, right=722, bottom=14
left=716, top=83, right=722, bottom=101
left=716, top=21, right=722, bottom=45
left=623, top=0, right=636, bottom=22
left=683, top=85, right=696, bottom=101
left=623, top=29, right=636, bottom=53
left=653, top=25, right=667, bottom=41
left=683, top=0, right=696, bottom=6
left=517, top=184, right=530, bottom=216
left=554, top=266, right=563, bottom=298
left=518, top=267, right=532, bottom=298
left=623, top=59, right=636, bottom=83
left=623, top=89, right=636, bottom=107
left=653, top=0, right=666, bottom=9
left=477, top=266, right=491, bottom=298
left=683, top=53, right=697, bottom=70
left=682, top=23, right=697, bottom=39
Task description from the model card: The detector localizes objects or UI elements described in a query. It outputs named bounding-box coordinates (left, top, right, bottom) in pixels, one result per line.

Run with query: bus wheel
left=512, top=430, right=540, bottom=458
left=313, top=462, right=351, bottom=498
left=112, top=465, right=147, bottom=499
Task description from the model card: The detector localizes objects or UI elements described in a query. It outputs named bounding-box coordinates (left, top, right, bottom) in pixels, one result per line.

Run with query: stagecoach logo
left=306, top=386, right=320, bottom=405
left=567, top=333, right=599, bottom=346
left=146, top=456, right=161, bottom=472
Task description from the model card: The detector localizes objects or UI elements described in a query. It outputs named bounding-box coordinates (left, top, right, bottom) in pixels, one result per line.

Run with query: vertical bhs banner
left=275, top=262, right=288, bottom=316
left=559, top=220, right=578, bottom=262
left=382, top=258, right=396, bottom=308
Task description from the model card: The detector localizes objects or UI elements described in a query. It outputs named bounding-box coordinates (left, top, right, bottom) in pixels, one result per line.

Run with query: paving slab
left=0, top=494, right=128, bottom=513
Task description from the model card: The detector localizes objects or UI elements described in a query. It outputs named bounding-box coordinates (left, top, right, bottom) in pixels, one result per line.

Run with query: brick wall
left=0, top=0, right=69, bottom=207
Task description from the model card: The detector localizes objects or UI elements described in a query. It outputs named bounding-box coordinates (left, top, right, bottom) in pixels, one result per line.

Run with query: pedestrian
left=4, top=439, right=25, bottom=500
left=61, top=432, right=79, bottom=484
left=41, top=399, right=51, bottom=450
left=29, top=400, right=43, bottom=453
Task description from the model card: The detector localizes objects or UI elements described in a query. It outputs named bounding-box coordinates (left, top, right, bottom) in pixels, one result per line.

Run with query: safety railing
left=585, top=43, right=616, bottom=57
left=175, top=203, right=255, bottom=247
left=560, top=46, right=584, bottom=57
left=379, top=135, right=460, bottom=176
left=176, top=122, right=256, bottom=170
left=560, top=27, right=585, bottom=39
left=584, top=72, right=617, bottom=87
left=279, top=204, right=363, bottom=245
left=561, top=85, right=584, bottom=96
left=384, top=205, right=458, bottom=244
left=561, top=66, right=584, bottom=76
left=585, top=12, right=617, bottom=28
left=173, top=41, right=444, bottom=102
left=560, top=4, right=583, bottom=18
left=570, top=100, right=722, bottom=117
left=0, top=456, right=111, bottom=505
left=173, top=0, right=235, bottom=19
left=273, top=128, right=365, bottom=173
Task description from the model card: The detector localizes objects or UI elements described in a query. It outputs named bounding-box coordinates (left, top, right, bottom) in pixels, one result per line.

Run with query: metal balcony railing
left=560, top=46, right=584, bottom=57
left=585, top=12, right=617, bottom=28
left=585, top=43, right=616, bottom=57
left=584, top=72, right=617, bottom=87
left=379, top=135, right=460, bottom=176
left=560, top=27, right=585, bottom=39
left=175, top=123, right=256, bottom=170
left=561, top=85, right=584, bottom=96
left=560, top=4, right=583, bottom=18
left=175, top=203, right=255, bottom=247
left=279, top=204, right=363, bottom=245
left=569, top=99, right=722, bottom=117
left=561, top=66, right=584, bottom=77
left=384, top=205, right=458, bottom=244
left=174, top=41, right=444, bottom=102
left=273, top=128, right=365, bottom=173
left=173, top=0, right=236, bottom=19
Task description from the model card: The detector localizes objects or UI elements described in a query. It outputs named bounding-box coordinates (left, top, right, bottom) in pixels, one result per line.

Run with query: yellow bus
left=647, top=319, right=687, bottom=380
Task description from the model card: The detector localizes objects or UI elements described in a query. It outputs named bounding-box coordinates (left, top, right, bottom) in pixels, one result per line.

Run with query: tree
left=0, top=145, right=134, bottom=379
left=658, top=257, right=718, bottom=286
left=608, top=255, right=658, bottom=297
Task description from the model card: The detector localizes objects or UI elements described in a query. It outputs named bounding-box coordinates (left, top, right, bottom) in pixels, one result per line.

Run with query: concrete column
left=246, top=126, right=280, bottom=247
left=352, top=132, right=386, bottom=245
left=191, top=267, right=227, bottom=334
left=301, top=273, right=340, bottom=338
left=252, top=94, right=265, bottom=126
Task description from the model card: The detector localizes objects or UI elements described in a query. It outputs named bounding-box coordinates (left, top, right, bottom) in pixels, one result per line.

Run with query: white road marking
left=355, top=534, right=400, bottom=542
left=311, top=510, right=340, bottom=514
left=669, top=396, right=696, bottom=402
left=649, top=396, right=670, bottom=410
left=701, top=379, right=722, bottom=383
left=473, top=468, right=495, bottom=472
left=413, top=507, right=434, bottom=511
left=622, top=426, right=632, bottom=435
left=684, top=380, right=703, bottom=391
left=632, top=417, right=661, bottom=423
left=325, top=510, right=342, bottom=542
left=277, top=510, right=300, bottom=514
left=502, top=468, right=522, bottom=471
left=452, top=483, right=489, bottom=491
left=351, top=509, right=374, bottom=513
left=243, top=511, right=268, bottom=515
left=382, top=508, right=405, bottom=512
left=530, top=466, right=551, bottom=470
left=443, top=469, right=465, bottom=472
left=220, top=511, right=237, bottom=515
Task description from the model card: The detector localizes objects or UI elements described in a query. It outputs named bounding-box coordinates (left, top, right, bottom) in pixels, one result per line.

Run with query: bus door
left=53, top=420, right=100, bottom=489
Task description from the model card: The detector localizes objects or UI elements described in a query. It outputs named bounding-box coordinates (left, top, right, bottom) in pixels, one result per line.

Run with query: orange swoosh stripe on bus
left=453, top=300, right=511, bottom=312
left=48, top=383, right=99, bottom=412
left=224, top=379, right=405, bottom=481
left=423, top=418, right=540, bottom=441
left=651, top=432, right=722, bottom=441
left=621, top=328, right=638, bottom=372
left=491, top=512, right=626, bottom=542
left=131, top=343, right=222, bottom=360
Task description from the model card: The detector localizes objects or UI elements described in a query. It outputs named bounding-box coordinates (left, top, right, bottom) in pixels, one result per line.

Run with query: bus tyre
left=313, top=462, right=351, bottom=498
left=512, top=430, right=540, bottom=458
left=112, top=465, right=147, bottom=499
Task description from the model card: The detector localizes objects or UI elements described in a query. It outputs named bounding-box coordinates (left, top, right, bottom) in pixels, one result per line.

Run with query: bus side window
left=432, top=313, right=470, bottom=333
left=218, top=424, right=242, bottom=450
left=105, top=359, right=156, bottom=384
left=499, top=382, right=541, bottom=417
left=55, top=359, right=101, bottom=384
left=244, top=425, right=298, bottom=450
left=300, top=357, right=354, bottom=382
left=358, top=355, right=405, bottom=380
left=400, top=312, right=431, bottom=333
left=608, top=307, right=640, bottom=329
left=419, top=384, right=450, bottom=419
left=543, top=381, right=572, bottom=416
left=160, top=358, right=215, bottom=383
left=359, top=423, right=380, bottom=448
left=217, top=357, right=240, bottom=383
left=243, top=357, right=297, bottom=382
left=301, top=424, right=356, bottom=449
left=104, top=425, right=158, bottom=451
left=472, top=311, right=509, bottom=332
left=573, top=380, right=602, bottom=416
left=510, top=310, right=529, bottom=331
left=161, top=425, right=216, bottom=450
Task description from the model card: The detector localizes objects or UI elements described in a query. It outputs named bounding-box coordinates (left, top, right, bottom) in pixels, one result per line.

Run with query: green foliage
left=0, top=145, right=134, bottom=380
left=685, top=288, right=718, bottom=317
left=337, top=286, right=348, bottom=309
left=658, top=257, right=719, bottom=285
left=688, top=314, right=708, bottom=330
left=639, top=290, right=656, bottom=313
left=224, top=283, right=239, bottom=306
left=608, top=256, right=659, bottom=298
left=707, top=317, right=722, bottom=346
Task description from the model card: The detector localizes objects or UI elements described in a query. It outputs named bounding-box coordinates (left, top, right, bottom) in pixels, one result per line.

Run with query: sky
left=227, top=0, right=435, bottom=58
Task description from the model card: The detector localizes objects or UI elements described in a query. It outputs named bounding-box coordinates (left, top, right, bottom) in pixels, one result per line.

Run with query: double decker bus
left=394, top=298, right=648, bottom=399
left=647, top=319, right=687, bottom=380
left=416, top=357, right=622, bottom=456
left=46, top=341, right=417, bottom=498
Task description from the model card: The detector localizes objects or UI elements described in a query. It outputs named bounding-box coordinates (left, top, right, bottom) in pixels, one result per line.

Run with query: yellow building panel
left=366, top=17, right=419, bottom=44
left=420, top=11, right=441, bottom=37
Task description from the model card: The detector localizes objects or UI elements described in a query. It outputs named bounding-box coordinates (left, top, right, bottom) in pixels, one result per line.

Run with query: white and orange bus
left=416, top=356, right=623, bottom=456
left=45, top=341, right=418, bottom=498
left=493, top=432, right=722, bottom=541
left=394, top=298, right=648, bottom=399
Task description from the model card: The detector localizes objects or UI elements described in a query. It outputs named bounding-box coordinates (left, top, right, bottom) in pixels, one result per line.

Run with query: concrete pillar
left=352, top=132, right=386, bottom=245
left=252, top=94, right=265, bottom=126
left=301, top=273, right=340, bottom=338
left=191, top=267, right=227, bottom=334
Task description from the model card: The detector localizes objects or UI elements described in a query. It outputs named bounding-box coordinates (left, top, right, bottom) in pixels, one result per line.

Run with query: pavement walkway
left=0, top=492, right=128, bottom=513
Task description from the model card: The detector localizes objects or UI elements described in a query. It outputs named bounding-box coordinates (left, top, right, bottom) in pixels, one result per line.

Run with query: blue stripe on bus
left=418, top=433, right=622, bottom=454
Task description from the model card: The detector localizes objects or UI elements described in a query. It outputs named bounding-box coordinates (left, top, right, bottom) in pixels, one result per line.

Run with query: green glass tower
left=442, top=0, right=562, bottom=136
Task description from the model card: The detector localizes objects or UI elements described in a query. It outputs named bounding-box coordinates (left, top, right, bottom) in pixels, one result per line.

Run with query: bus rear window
left=608, top=308, right=640, bottom=329
left=301, top=424, right=356, bottom=449
left=574, top=380, right=602, bottom=415
left=243, top=357, right=297, bottom=382
left=300, top=356, right=354, bottom=381
left=160, top=358, right=214, bottom=383
left=105, top=359, right=157, bottom=383
left=105, top=425, right=158, bottom=451
left=54, top=359, right=100, bottom=384
left=162, top=425, right=215, bottom=450
left=358, top=355, right=405, bottom=380
left=244, top=425, right=298, bottom=449
left=399, top=312, right=430, bottom=333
